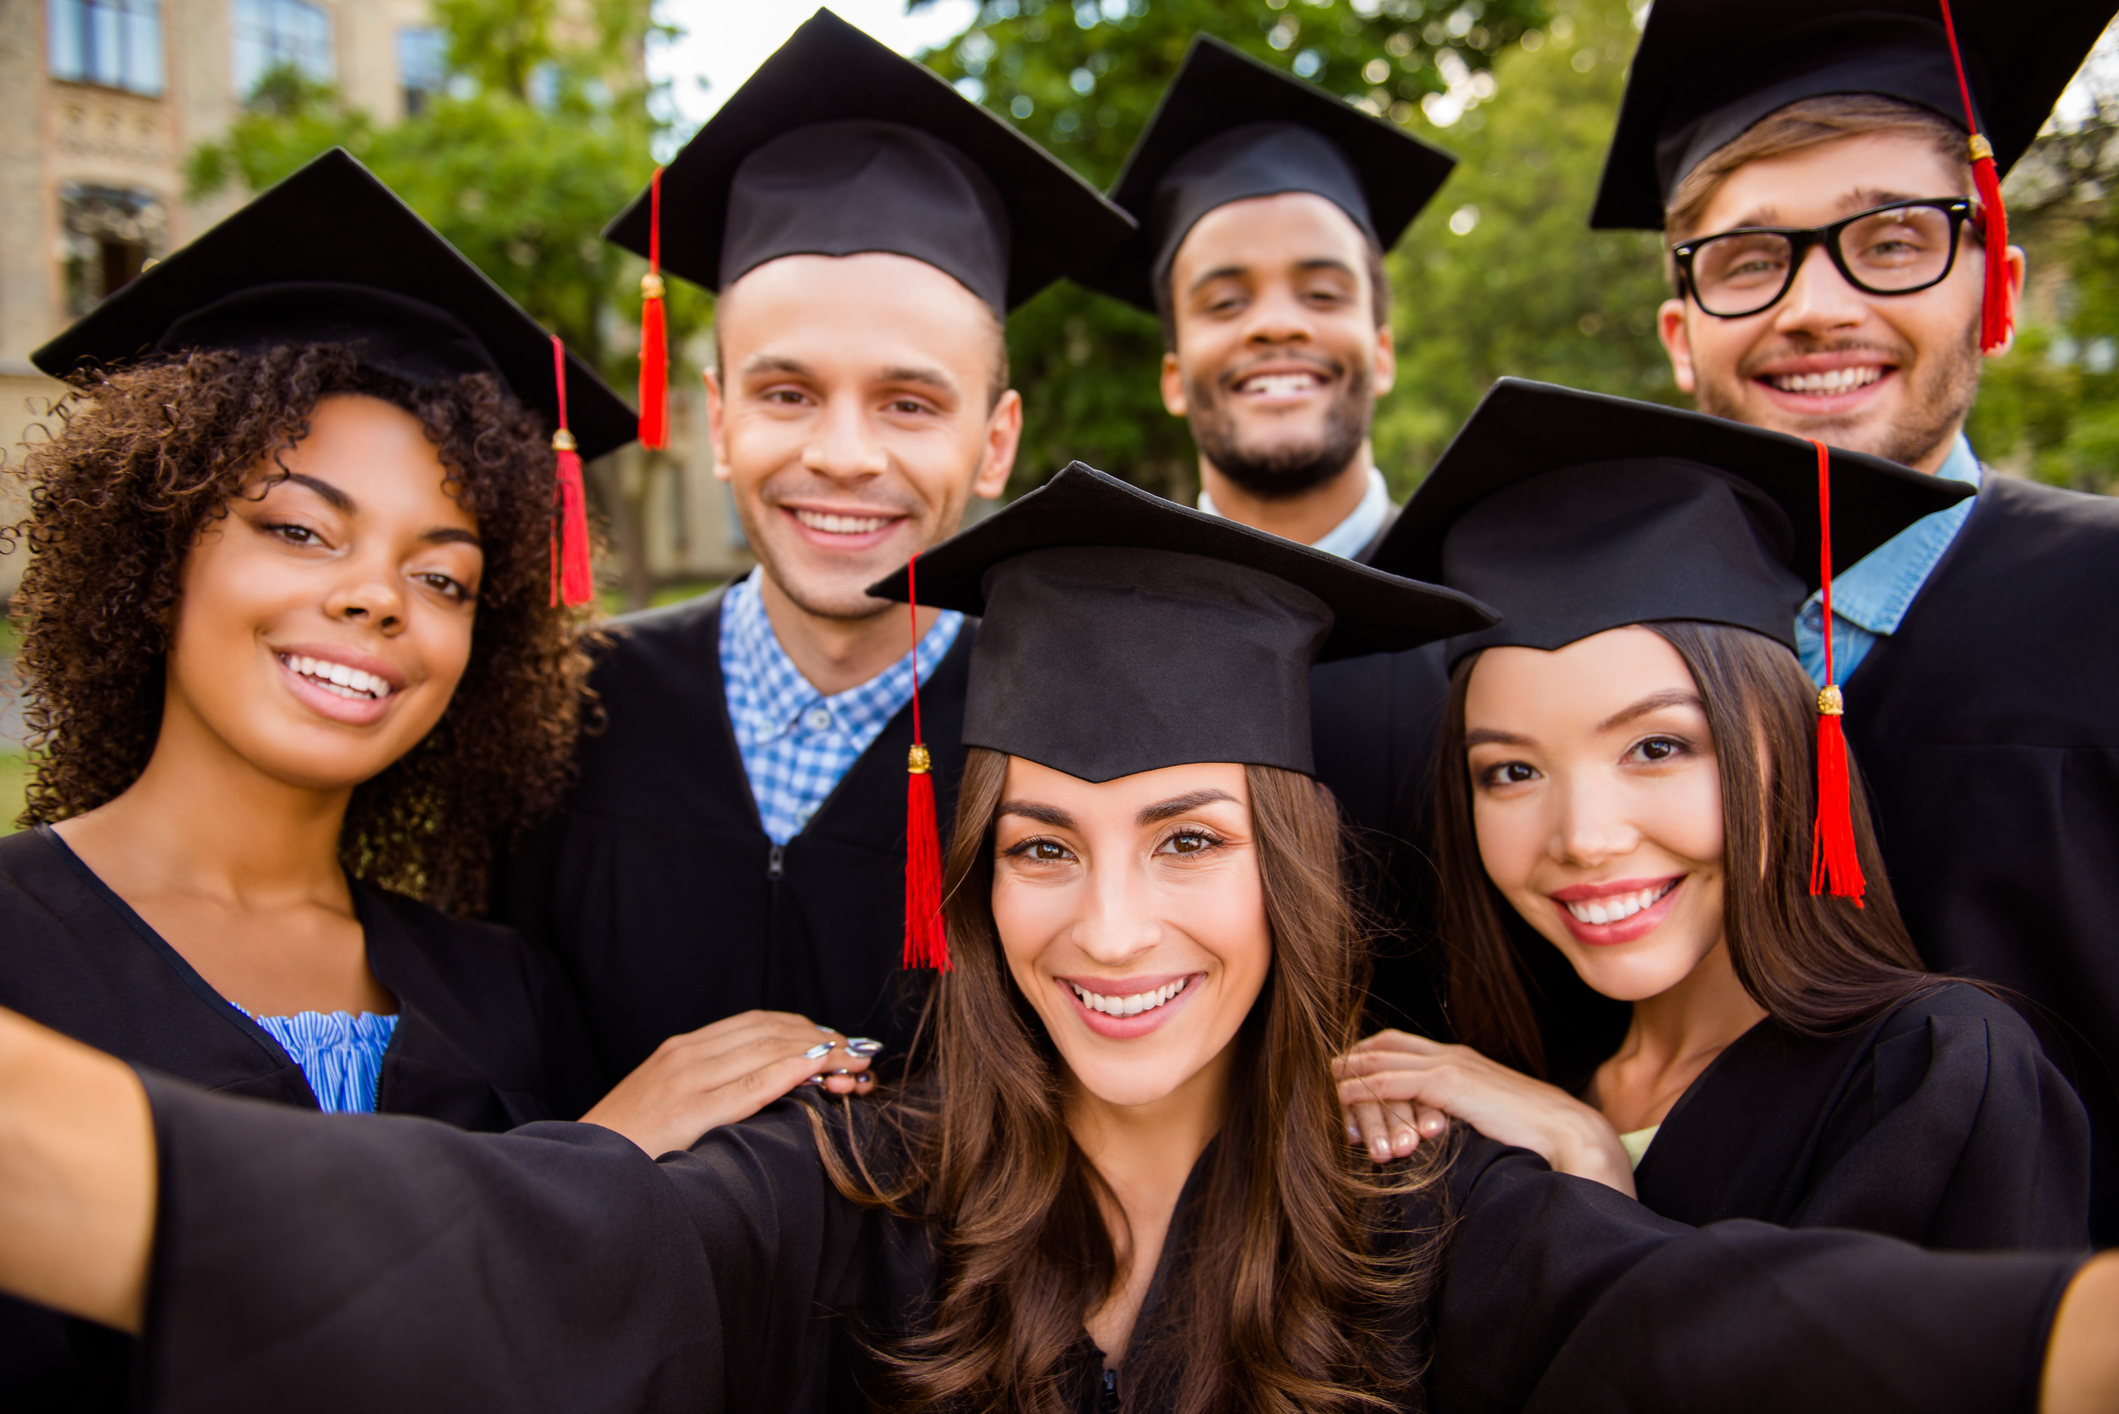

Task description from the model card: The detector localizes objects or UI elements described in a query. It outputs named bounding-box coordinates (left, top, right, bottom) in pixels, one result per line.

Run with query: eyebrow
left=1187, top=256, right=1357, bottom=296
left=1596, top=689, right=1706, bottom=734
left=1724, top=189, right=1929, bottom=229
left=278, top=473, right=481, bottom=548
left=1137, top=788, right=1240, bottom=825
left=740, top=353, right=812, bottom=380
left=999, top=800, right=1075, bottom=829
left=878, top=363, right=961, bottom=398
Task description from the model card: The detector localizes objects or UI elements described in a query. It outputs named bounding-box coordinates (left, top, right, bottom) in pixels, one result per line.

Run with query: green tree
left=917, top=0, right=1550, bottom=499
left=188, top=0, right=708, bottom=604
left=1375, top=0, right=1675, bottom=492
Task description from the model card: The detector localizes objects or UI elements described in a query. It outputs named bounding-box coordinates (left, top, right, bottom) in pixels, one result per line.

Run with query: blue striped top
left=241, top=1009, right=400, bottom=1114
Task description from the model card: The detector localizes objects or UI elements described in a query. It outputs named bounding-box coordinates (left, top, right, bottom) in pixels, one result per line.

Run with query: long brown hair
left=1436, top=621, right=1934, bottom=1078
left=7, top=344, right=595, bottom=915
left=818, top=747, right=1442, bottom=1414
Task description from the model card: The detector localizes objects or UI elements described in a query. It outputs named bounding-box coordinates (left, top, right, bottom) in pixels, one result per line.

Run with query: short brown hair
left=1664, top=94, right=1970, bottom=284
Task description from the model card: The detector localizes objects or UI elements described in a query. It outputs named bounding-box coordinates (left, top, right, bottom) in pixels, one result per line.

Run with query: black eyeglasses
left=1672, top=198, right=1980, bottom=319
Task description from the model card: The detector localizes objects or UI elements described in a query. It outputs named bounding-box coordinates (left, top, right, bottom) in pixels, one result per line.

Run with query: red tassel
left=1806, top=439, right=1865, bottom=905
left=550, top=335, right=594, bottom=607
left=638, top=167, right=669, bottom=450
left=1937, top=0, right=2014, bottom=353
left=902, top=554, right=950, bottom=970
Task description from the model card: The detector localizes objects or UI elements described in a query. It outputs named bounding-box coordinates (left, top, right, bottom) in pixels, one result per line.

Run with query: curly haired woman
left=0, top=151, right=879, bottom=1409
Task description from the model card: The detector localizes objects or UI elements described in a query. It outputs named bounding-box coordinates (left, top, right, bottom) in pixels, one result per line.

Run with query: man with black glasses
left=1596, top=0, right=2119, bottom=1239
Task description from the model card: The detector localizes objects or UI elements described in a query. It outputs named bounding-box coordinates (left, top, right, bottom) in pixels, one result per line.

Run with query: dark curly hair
left=7, top=342, right=595, bottom=916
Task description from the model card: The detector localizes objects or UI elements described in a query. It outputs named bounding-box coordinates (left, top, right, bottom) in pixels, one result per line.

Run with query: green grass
left=0, top=749, right=28, bottom=836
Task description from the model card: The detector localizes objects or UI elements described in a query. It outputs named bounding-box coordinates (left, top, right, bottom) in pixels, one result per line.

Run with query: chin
left=1071, top=1064, right=1192, bottom=1109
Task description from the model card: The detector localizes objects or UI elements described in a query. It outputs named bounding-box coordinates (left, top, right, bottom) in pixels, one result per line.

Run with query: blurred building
left=0, top=0, right=746, bottom=605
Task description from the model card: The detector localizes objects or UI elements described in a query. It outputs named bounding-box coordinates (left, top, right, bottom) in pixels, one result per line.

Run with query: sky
left=650, top=0, right=978, bottom=140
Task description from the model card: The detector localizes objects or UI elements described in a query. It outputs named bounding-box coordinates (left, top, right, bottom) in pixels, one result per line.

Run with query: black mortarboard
left=1591, top=0, right=2117, bottom=231
left=604, top=8, right=1134, bottom=315
left=868, top=462, right=1494, bottom=784
left=1368, top=379, right=1972, bottom=667
left=31, top=147, right=635, bottom=462
left=1083, top=35, right=1456, bottom=312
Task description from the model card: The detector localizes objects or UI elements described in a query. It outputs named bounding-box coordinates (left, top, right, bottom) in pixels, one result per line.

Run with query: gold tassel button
left=551, top=428, right=578, bottom=453
left=641, top=271, right=665, bottom=300
left=907, top=744, right=932, bottom=774
left=1968, top=133, right=1994, bottom=162
left=1817, top=685, right=1845, bottom=716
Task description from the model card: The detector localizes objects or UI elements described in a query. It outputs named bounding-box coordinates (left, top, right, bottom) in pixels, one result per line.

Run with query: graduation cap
left=605, top=9, right=1136, bottom=447
left=1083, top=34, right=1457, bottom=313
left=1593, top=0, right=2116, bottom=352
left=31, top=147, right=633, bottom=605
left=866, top=462, right=1495, bottom=968
left=1370, top=377, right=1974, bottom=904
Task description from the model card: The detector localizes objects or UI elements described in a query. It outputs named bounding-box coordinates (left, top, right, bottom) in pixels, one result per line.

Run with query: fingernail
left=845, top=1038, right=885, bottom=1057
left=831, top=1067, right=851, bottom=1076
left=817, top=1024, right=836, bottom=1034
left=803, top=1075, right=826, bottom=1086
left=1370, top=1140, right=1389, bottom=1159
left=1346, top=1124, right=1362, bottom=1142
left=804, top=1041, right=836, bottom=1060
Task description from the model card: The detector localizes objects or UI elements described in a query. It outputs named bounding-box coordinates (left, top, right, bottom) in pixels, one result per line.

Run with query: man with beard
left=495, top=12, right=1132, bottom=1093
left=1595, top=0, right=2119, bottom=1238
left=1084, top=39, right=1469, bottom=1056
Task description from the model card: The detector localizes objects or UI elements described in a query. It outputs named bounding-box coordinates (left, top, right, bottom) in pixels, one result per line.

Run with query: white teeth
left=1770, top=366, right=1883, bottom=395
left=1069, top=978, right=1189, bottom=1019
left=1239, top=372, right=1322, bottom=396
left=1565, top=882, right=1676, bottom=926
left=281, top=654, right=394, bottom=702
left=793, top=508, right=892, bottom=535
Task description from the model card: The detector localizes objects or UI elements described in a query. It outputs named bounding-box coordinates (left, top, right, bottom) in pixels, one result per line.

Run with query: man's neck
left=756, top=570, right=944, bottom=698
left=1197, top=444, right=1373, bottom=547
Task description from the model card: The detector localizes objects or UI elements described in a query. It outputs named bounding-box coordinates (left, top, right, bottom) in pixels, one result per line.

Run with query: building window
left=397, top=26, right=447, bottom=115
left=232, top=0, right=333, bottom=100
left=47, top=0, right=164, bottom=95
left=61, top=186, right=166, bottom=316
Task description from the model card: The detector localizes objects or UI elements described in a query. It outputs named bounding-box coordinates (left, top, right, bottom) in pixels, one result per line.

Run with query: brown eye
left=1159, top=829, right=1218, bottom=856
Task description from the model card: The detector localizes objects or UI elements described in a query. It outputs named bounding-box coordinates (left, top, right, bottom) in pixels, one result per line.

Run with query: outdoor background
left=4, top=0, right=2118, bottom=828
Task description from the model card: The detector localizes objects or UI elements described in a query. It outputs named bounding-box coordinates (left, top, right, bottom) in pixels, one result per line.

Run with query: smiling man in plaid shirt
left=495, top=16, right=1134, bottom=1125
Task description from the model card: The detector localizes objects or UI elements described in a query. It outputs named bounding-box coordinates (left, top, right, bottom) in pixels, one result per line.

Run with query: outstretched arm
left=0, top=1007, right=155, bottom=1332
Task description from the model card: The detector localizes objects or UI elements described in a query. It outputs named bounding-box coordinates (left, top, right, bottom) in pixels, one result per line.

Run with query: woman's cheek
left=1472, top=793, right=1539, bottom=896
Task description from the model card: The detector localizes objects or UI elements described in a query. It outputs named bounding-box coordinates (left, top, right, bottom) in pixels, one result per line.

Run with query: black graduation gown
left=118, top=1075, right=2080, bottom=1414
left=1309, top=642, right=1455, bottom=1039
left=127, top=1087, right=1423, bottom=1412
left=493, top=585, right=974, bottom=1089
left=1841, top=475, right=2119, bottom=1240
left=0, top=823, right=596, bottom=1411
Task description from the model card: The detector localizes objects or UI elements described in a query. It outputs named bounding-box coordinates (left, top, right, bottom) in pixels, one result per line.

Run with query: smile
left=1068, top=977, right=1191, bottom=1017
left=790, top=508, right=895, bottom=535
left=1233, top=370, right=1326, bottom=397
left=1763, top=365, right=1886, bottom=396
left=1562, top=879, right=1677, bottom=925
left=277, top=653, right=394, bottom=702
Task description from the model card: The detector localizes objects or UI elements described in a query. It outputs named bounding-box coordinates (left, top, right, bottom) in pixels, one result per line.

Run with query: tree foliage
left=917, top=0, right=1552, bottom=499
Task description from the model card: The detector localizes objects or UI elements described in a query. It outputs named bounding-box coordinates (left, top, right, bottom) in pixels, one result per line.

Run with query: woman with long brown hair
left=1344, top=381, right=2088, bottom=1254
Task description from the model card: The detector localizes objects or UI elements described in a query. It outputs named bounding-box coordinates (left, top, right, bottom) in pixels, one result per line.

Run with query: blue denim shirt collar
left=1800, top=434, right=1981, bottom=638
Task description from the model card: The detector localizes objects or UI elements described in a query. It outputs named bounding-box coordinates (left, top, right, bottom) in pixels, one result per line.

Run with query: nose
left=1242, top=283, right=1317, bottom=347
left=323, top=566, right=405, bottom=634
left=1772, top=242, right=1868, bottom=337
left=1548, top=771, right=1638, bottom=869
left=1070, top=848, right=1163, bottom=969
left=799, top=395, right=889, bottom=482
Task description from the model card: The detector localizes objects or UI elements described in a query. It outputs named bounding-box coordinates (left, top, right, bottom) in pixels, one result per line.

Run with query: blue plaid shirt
left=720, top=573, right=965, bottom=845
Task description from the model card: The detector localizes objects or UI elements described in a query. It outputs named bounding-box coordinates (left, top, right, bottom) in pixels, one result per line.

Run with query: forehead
left=1170, top=190, right=1371, bottom=282
left=1687, top=128, right=1969, bottom=236
left=1466, top=627, right=1699, bottom=728
left=262, top=394, right=474, bottom=530
left=718, top=251, right=999, bottom=377
left=1001, top=756, right=1252, bottom=817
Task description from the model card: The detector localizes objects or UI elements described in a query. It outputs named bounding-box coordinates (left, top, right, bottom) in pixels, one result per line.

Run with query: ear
left=1371, top=319, right=1397, bottom=397
left=1984, top=244, right=2030, bottom=359
left=1657, top=298, right=1699, bottom=396
left=973, top=389, right=1023, bottom=501
left=703, top=368, right=732, bottom=484
left=1161, top=350, right=1188, bottom=417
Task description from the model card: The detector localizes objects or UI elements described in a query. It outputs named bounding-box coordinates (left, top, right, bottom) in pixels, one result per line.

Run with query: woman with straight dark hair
left=1343, top=381, right=2088, bottom=1253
